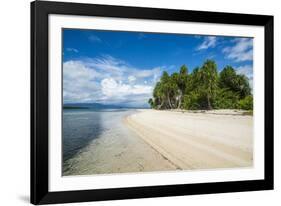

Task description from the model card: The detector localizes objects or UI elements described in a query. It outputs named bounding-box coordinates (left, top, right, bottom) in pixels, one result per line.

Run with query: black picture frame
left=31, top=0, right=274, bottom=204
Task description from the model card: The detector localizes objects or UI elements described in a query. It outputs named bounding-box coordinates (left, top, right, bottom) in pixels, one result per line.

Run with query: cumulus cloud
left=196, top=36, right=217, bottom=50
left=63, top=61, right=102, bottom=103
left=101, top=78, right=152, bottom=99
left=63, top=55, right=162, bottom=107
left=222, top=38, right=253, bottom=62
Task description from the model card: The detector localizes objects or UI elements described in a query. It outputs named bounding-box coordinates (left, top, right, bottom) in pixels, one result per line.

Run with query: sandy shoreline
left=63, top=109, right=253, bottom=176
left=63, top=109, right=177, bottom=176
left=124, top=109, right=253, bottom=170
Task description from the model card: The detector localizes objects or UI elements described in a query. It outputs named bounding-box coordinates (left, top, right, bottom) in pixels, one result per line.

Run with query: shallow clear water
left=63, top=108, right=180, bottom=176
left=63, top=109, right=136, bottom=165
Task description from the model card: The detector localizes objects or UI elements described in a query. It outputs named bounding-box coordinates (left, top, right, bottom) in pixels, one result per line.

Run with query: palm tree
left=149, top=60, right=252, bottom=111
left=176, top=65, right=188, bottom=109
left=219, top=66, right=251, bottom=99
left=153, top=82, right=165, bottom=109
left=200, top=60, right=218, bottom=110
left=160, top=71, right=174, bottom=109
left=148, top=98, right=154, bottom=108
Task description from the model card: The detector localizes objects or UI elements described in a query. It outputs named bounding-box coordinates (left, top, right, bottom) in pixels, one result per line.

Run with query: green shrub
left=183, top=91, right=208, bottom=110
left=213, top=89, right=239, bottom=109
left=238, top=95, right=253, bottom=110
left=183, top=93, right=198, bottom=110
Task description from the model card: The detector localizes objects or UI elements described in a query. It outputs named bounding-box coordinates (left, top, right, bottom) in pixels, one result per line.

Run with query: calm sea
left=63, top=109, right=137, bottom=165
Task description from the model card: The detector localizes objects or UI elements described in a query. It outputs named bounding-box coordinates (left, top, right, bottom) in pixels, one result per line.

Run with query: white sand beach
left=124, top=109, right=253, bottom=170
left=63, top=109, right=177, bottom=176
left=63, top=109, right=253, bottom=176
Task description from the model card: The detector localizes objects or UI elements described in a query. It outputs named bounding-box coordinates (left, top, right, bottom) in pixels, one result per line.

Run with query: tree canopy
left=148, top=60, right=253, bottom=110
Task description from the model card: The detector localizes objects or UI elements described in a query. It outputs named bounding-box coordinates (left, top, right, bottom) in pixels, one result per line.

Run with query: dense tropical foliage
left=148, top=60, right=253, bottom=110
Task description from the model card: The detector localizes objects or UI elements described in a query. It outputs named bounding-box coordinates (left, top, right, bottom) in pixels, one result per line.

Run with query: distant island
left=63, top=103, right=149, bottom=110
left=148, top=60, right=253, bottom=111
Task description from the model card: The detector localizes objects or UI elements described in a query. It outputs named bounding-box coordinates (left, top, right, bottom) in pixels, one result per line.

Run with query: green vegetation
left=238, top=95, right=253, bottom=110
left=148, top=60, right=253, bottom=110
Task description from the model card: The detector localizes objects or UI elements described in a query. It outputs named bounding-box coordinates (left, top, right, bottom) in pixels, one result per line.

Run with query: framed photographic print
left=31, top=0, right=274, bottom=204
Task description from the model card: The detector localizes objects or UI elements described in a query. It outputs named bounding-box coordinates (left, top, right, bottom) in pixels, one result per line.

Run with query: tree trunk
left=177, top=92, right=182, bottom=109
left=177, top=98, right=181, bottom=109
left=207, top=94, right=212, bottom=110
left=167, top=94, right=173, bottom=109
left=158, top=100, right=164, bottom=109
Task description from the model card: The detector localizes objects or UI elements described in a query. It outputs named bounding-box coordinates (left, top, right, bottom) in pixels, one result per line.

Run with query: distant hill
left=63, top=102, right=151, bottom=109
left=63, top=103, right=126, bottom=110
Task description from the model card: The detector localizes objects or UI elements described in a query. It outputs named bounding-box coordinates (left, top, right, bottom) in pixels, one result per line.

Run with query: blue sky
left=63, top=29, right=253, bottom=107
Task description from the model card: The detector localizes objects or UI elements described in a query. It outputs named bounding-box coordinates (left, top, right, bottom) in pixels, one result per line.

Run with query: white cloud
left=136, top=68, right=162, bottom=79
left=236, top=65, right=253, bottom=79
left=223, top=38, right=253, bottom=62
left=63, top=61, right=103, bottom=103
left=128, top=75, right=136, bottom=82
left=88, top=35, right=102, bottom=43
left=63, top=56, right=162, bottom=107
left=66, top=48, right=78, bottom=53
left=236, top=65, right=253, bottom=88
left=101, top=78, right=152, bottom=98
left=82, top=55, right=162, bottom=83
left=196, top=36, right=217, bottom=50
